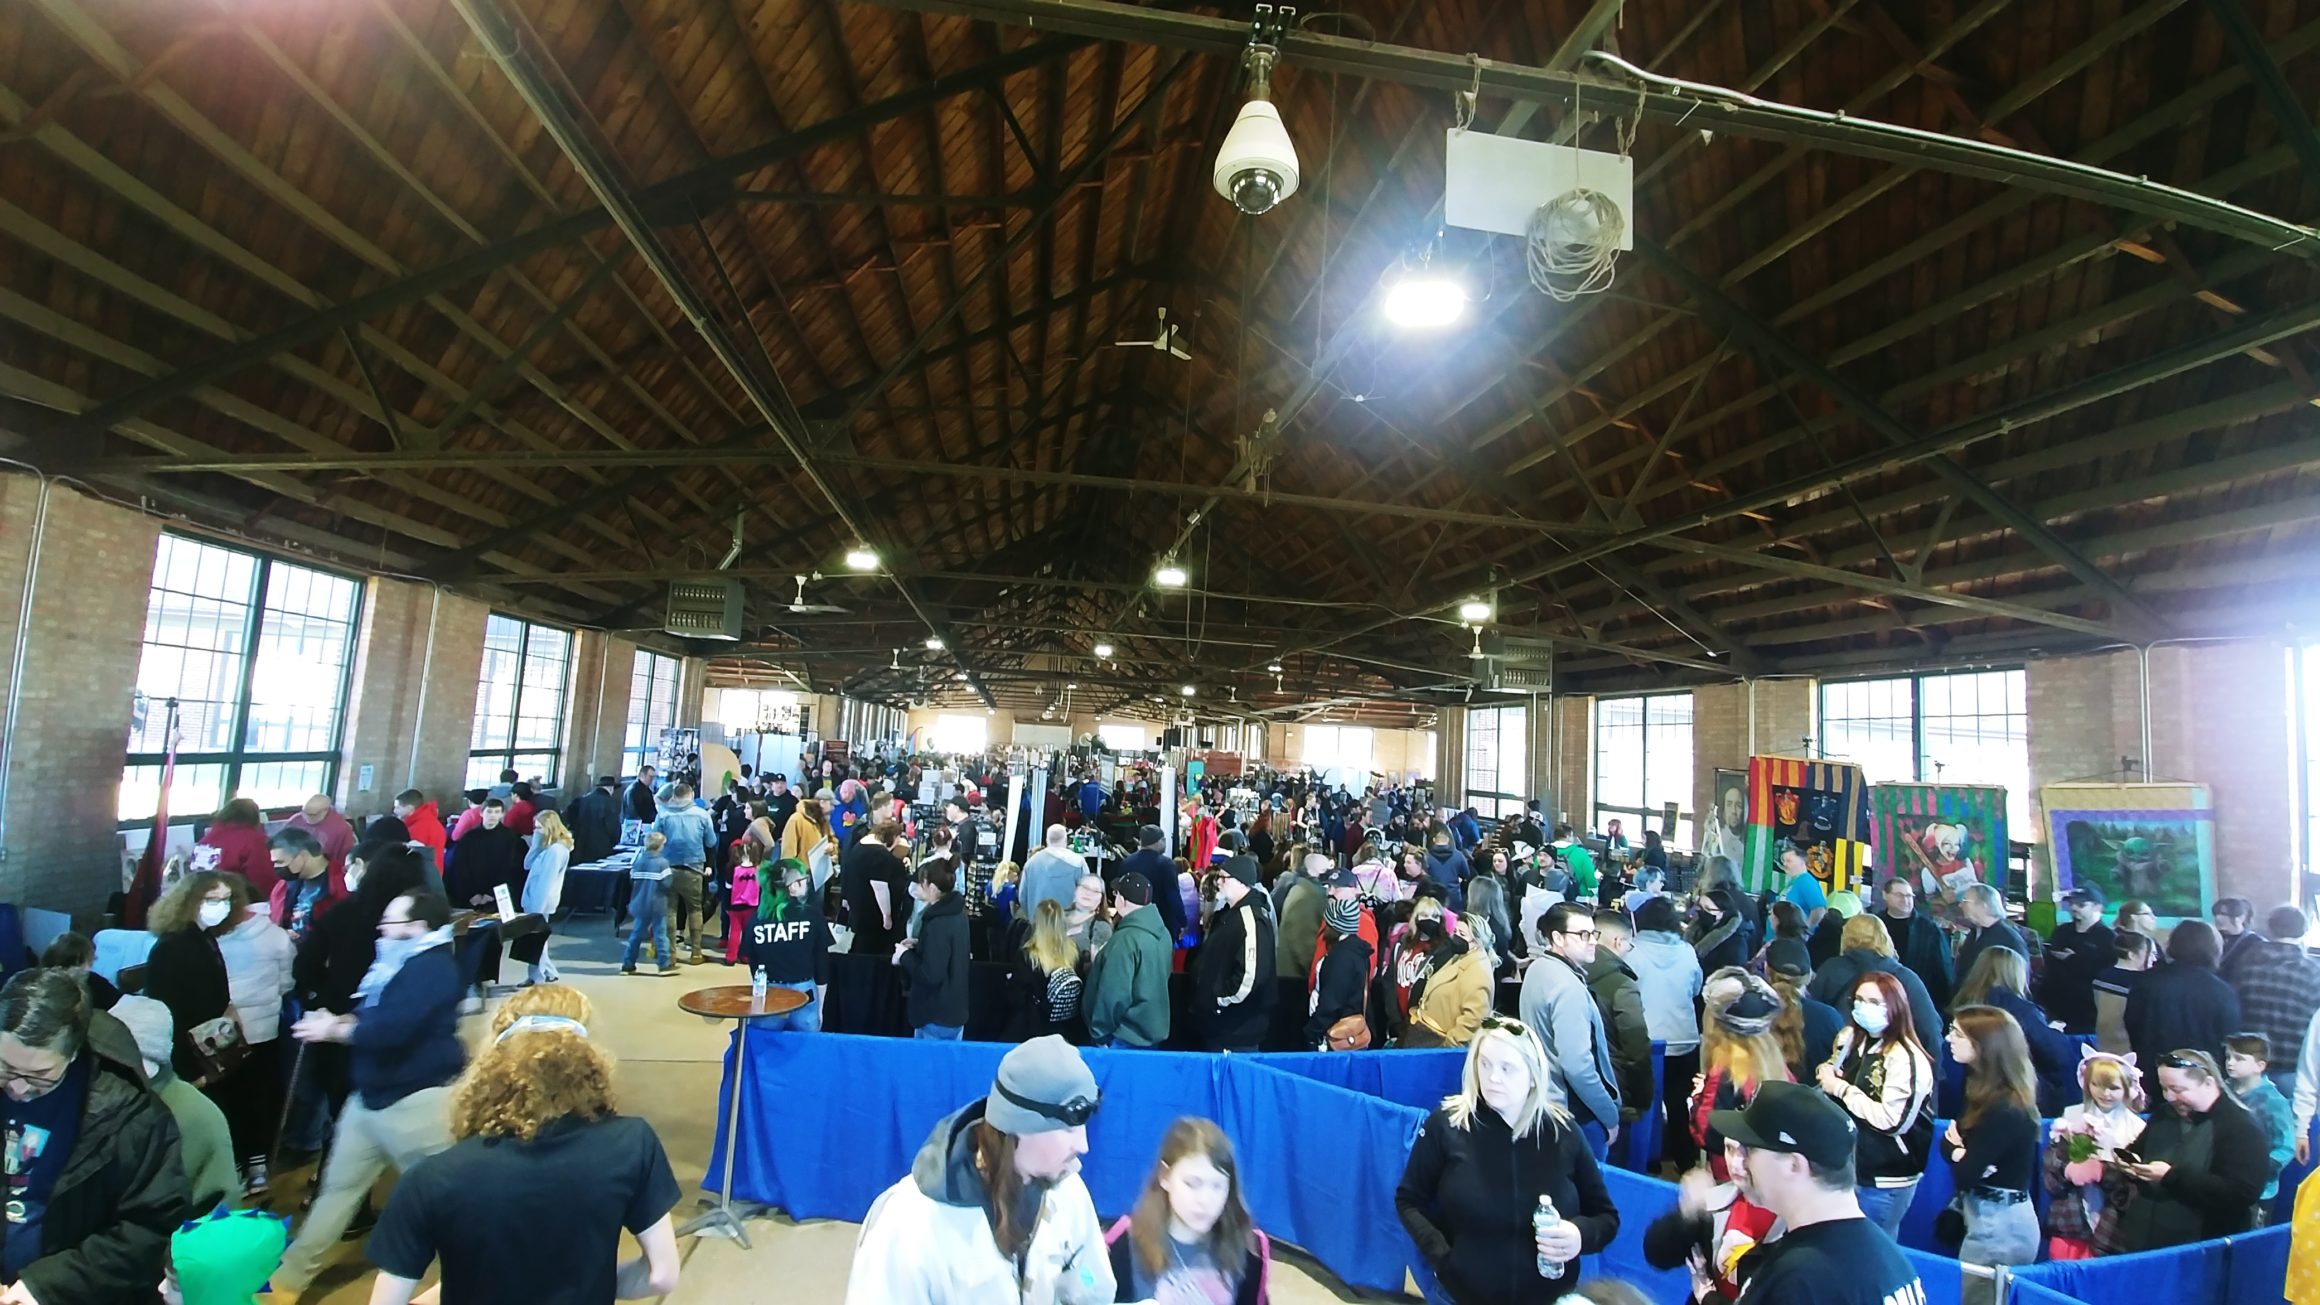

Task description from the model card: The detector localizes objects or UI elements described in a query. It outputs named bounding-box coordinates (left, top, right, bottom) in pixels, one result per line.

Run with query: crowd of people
left=21, top=743, right=2320, bottom=1304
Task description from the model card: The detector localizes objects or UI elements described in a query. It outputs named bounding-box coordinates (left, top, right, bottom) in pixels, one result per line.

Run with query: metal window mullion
left=504, top=619, right=532, bottom=776
left=221, top=553, right=273, bottom=801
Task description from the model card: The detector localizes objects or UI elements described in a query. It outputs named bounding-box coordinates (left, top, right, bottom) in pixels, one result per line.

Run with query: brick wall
left=338, top=578, right=487, bottom=819
left=1550, top=696, right=1592, bottom=826
left=0, top=478, right=160, bottom=917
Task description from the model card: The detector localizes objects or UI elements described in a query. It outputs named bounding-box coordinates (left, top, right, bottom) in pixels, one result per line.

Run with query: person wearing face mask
left=0, top=969, right=189, bottom=1305
left=269, top=891, right=464, bottom=1299
left=846, top=1037, right=1114, bottom=1304
left=2042, top=1049, right=2147, bottom=1259
left=205, top=873, right=292, bottom=1200
left=145, top=875, right=267, bottom=1171
left=1395, top=1016, right=1619, bottom=1303
left=1193, top=857, right=1276, bottom=1055
left=739, top=860, right=831, bottom=1033
left=1688, top=886, right=1753, bottom=974
left=1406, top=915, right=1496, bottom=1050
left=2108, top=1048, right=2270, bottom=1251
left=1813, top=971, right=1934, bottom=1238
left=2039, top=886, right=2114, bottom=1035
left=893, top=863, right=970, bottom=1041
left=1105, top=1117, right=1271, bottom=1304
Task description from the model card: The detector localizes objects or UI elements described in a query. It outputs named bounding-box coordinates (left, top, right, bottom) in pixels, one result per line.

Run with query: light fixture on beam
left=1266, top=661, right=1283, bottom=674
left=1181, top=684, right=1197, bottom=698
left=1154, top=559, right=1189, bottom=588
left=924, top=636, right=945, bottom=651
left=1457, top=596, right=1494, bottom=623
left=1381, top=256, right=1469, bottom=330
left=843, top=546, right=880, bottom=572
left=1092, top=642, right=1115, bottom=659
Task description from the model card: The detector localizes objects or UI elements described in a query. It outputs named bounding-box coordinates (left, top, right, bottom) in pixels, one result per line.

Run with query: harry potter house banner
left=1743, top=756, right=1872, bottom=894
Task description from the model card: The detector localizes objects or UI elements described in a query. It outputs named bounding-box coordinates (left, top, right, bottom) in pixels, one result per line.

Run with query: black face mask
left=1415, top=916, right=1447, bottom=944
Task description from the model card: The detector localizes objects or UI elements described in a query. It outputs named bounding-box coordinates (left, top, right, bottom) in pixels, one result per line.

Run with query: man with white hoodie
left=846, top=1036, right=1114, bottom=1304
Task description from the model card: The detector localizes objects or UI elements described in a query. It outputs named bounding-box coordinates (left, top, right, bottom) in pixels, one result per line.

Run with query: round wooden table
left=677, top=984, right=811, bottom=1246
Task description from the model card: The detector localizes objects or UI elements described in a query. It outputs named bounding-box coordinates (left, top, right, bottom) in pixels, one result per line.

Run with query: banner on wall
left=1871, top=784, right=2007, bottom=900
left=1743, top=756, right=1872, bottom=893
left=2042, top=782, right=2215, bottom=921
left=1700, top=768, right=1748, bottom=871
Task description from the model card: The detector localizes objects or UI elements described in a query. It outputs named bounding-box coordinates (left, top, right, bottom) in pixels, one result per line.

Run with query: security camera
left=1214, top=97, right=1299, bottom=215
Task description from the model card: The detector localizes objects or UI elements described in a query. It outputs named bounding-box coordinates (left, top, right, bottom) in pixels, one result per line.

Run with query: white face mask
left=1852, top=1000, right=1890, bottom=1037
left=344, top=867, right=365, bottom=894
left=197, top=900, right=232, bottom=930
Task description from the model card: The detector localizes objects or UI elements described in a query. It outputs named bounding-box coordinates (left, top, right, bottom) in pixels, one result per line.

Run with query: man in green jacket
left=1085, top=873, right=1171, bottom=1048
left=1585, top=911, right=1654, bottom=1125
left=109, top=996, right=240, bottom=1213
left=1267, top=854, right=1326, bottom=1050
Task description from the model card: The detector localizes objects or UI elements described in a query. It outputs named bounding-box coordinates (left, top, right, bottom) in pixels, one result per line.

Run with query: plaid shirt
left=2233, top=939, right=2320, bottom=1062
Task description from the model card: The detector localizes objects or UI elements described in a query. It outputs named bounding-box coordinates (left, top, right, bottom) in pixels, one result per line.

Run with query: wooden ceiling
left=6, top=0, right=2320, bottom=723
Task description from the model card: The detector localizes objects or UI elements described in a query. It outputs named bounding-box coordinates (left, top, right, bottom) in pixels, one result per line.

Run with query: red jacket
left=503, top=799, right=537, bottom=838
left=197, top=823, right=278, bottom=899
left=401, top=801, right=448, bottom=862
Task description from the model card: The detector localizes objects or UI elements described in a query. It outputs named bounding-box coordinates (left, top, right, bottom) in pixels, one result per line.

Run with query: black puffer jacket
left=15, top=1012, right=191, bottom=1305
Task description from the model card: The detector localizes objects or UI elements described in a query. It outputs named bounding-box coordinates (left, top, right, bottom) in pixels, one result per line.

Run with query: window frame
left=468, top=613, right=574, bottom=788
left=1818, top=667, right=2031, bottom=835
left=1464, top=703, right=1528, bottom=819
left=120, top=534, right=364, bottom=828
left=624, top=650, right=684, bottom=775
left=1591, top=691, right=1695, bottom=843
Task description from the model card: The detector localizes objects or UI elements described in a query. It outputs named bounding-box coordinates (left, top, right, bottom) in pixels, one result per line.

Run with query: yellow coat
left=2290, top=1165, right=2320, bottom=1304
left=1405, top=947, right=1493, bottom=1048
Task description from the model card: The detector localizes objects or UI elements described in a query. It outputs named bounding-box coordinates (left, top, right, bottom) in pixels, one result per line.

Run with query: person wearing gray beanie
left=111, top=995, right=241, bottom=1214
left=846, top=1035, right=1115, bottom=1303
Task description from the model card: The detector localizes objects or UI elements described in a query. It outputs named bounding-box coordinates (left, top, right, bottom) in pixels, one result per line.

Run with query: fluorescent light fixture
left=924, top=637, right=945, bottom=651
left=1154, top=560, right=1189, bottom=588
left=1457, top=597, right=1494, bottom=623
left=843, top=546, right=880, bottom=571
left=1382, top=272, right=1468, bottom=330
left=1180, top=684, right=1197, bottom=697
left=1092, top=642, right=1116, bottom=659
left=1266, top=661, right=1284, bottom=673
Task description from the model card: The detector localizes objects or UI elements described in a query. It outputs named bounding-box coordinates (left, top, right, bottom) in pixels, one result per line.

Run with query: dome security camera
left=1213, top=98, right=1299, bottom=215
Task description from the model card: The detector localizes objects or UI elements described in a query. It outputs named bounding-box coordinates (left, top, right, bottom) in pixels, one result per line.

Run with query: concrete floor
left=277, top=914, right=1406, bottom=1303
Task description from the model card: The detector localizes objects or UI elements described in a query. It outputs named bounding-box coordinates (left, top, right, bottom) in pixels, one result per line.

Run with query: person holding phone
left=2107, top=1048, right=2269, bottom=1251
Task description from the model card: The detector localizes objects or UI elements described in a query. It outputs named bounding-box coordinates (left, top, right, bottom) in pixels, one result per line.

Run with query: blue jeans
left=914, top=1024, right=963, bottom=1041
left=622, top=881, right=671, bottom=967
left=1856, top=1179, right=1920, bottom=1238
left=1958, top=1192, right=2038, bottom=1305
left=748, top=981, right=822, bottom=1033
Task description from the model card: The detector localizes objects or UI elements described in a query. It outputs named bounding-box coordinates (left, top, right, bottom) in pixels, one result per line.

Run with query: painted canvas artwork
left=1699, top=769, right=1747, bottom=874
left=1871, top=784, right=2007, bottom=898
left=2042, top=782, right=2215, bottom=920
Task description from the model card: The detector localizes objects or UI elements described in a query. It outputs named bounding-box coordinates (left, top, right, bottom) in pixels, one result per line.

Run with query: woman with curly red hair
left=363, top=987, right=683, bottom=1304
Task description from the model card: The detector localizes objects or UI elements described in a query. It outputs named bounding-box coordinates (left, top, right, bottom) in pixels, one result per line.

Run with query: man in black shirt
left=1712, top=1081, right=1927, bottom=1305
left=2039, top=886, right=2114, bottom=1034
left=1873, top=876, right=1956, bottom=1013
left=764, top=773, right=799, bottom=839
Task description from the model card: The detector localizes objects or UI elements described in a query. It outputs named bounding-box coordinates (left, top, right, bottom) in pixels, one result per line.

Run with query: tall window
left=469, top=614, right=572, bottom=789
left=933, top=713, right=988, bottom=754
left=122, top=535, right=364, bottom=824
left=1415, top=730, right=1439, bottom=783
left=1464, top=704, right=1528, bottom=819
left=1594, top=693, right=1694, bottom=845
left=624, top=651, right=682, bottom=775
left=1303, top=724, right=1374, bottom=772
left=1099, top=722, right=1152, bottom=752
left=1820, top=669, right=2030, bottom=833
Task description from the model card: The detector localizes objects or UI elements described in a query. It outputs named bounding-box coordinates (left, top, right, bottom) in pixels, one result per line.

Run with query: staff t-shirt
left=3, top=1058, right=87, bottom=1276
left=368, top=1113, right=679, bottom=1304
left=1735, top=1216, right=1925, bottom=1305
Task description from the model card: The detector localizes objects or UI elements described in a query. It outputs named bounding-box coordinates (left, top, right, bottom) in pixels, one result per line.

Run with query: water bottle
left=1534, top=1194, right=1563, bottom=1279
left=750, top=966, right=768, bottom=1004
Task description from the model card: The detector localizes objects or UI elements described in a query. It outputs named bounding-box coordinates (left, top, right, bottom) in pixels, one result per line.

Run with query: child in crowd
left=1105, top=1117, right=1272, bottom=1304
left=160, top=1208, right=290, bottom=1305
left=2042, top=1049, right=2146, bottom=1259
left=621, top=832, right=673, bottom=975
left=2226, top=1032, right=2296, bottom=1209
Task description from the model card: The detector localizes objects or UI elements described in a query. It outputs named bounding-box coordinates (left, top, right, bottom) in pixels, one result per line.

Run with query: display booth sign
left=2042, top=781, right=2215, bottom=921
left=1743, top=756, right=1872, bottom=894
left=1871, top=784, right=2007, bottom=899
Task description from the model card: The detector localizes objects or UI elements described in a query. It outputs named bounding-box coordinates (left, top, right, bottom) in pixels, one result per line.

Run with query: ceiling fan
left=787, top=573, right=847, bottom=615
left=1113, top=306, right=1191, bottom=360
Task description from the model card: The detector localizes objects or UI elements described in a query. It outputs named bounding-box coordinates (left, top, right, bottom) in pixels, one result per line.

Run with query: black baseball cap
left=1322, top=867, right=1358, bottom=890
left=2061, top=884, right=2105, bottom=907
left=1113, top=871, right=1155, bottom=906
left=1764, top=938, right=1813, bottom=979
left=1709, top=1080, right=1857, bottom=1169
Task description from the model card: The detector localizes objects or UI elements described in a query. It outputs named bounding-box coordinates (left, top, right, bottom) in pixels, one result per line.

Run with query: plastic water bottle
left=1534, top=1195, right=1563, bottom=1279
left=750, top=966, right=768, bottom=1004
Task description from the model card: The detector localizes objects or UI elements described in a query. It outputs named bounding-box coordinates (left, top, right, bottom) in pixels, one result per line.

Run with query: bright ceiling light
left=1181, top=684, right=1197, bottom=697
left=1382, top=273, right=1469, bottom=329
left=1154, top=560, right=1189, bottom=588
left=843, top=546, right=880, bottom=572
left=1266, top=661, right=1284, bottom=674
left=924, top=636, right=944, bottom=651
left=1457, top=597, right=1494, bottom=623
left=1092, top=642, right=1116, bottom=659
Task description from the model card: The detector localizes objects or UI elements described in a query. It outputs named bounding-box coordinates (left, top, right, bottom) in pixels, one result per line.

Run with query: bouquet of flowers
left=2051, top=1115, right=2106, bottom=1185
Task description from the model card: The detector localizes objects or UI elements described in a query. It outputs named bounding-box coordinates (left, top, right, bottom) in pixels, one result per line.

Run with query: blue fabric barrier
left=2010, top=1224, right=2291, bottom=1305
left=1238, top=1048, right=1464, bottom=1112
left=1893, top=1116, right=2057, bottom=1254
left=1212, top=1055, right=1427, bottom=1294
left=1587, top=1165, right=1703, bottom=1302
left=1614, top=1041, right=1667, bottom=1174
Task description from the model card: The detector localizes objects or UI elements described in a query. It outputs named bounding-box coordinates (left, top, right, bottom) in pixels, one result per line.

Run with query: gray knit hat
left=1703, top=965, right=1785, bottom=1039
left=985, top=1035, right=1101, bottom=1135
left=109, top=995, right=173, bottom=1078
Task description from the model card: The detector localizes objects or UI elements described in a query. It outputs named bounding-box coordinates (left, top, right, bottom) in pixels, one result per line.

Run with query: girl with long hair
left=1814, top=969, right=1936, bottom=1237
left=511, top=809, right=573, bottom=984
left=1106, top=1117, right=1272, bottom=1303
left=1944, top=1006, right=2041, bottom=1300
left=1396, top=1017, right=1619, bottom=1303
left=1008, top=899, right=1084, bottom=1042
left=739, top=859, right=831, bottom=1032
left=366, top=987, right=682, bottom=1304
left=1952, top=945, right=2077, bottom=1112
left=1689, top=968, right=1792, bottom=1181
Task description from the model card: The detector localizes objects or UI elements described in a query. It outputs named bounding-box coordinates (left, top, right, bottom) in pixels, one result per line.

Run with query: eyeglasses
left=2, top=1064, right=66, bottom=1093
left=1556, top=929, right=1601, bottom=942
left=993, top=1080, right=1101, bottom=1127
